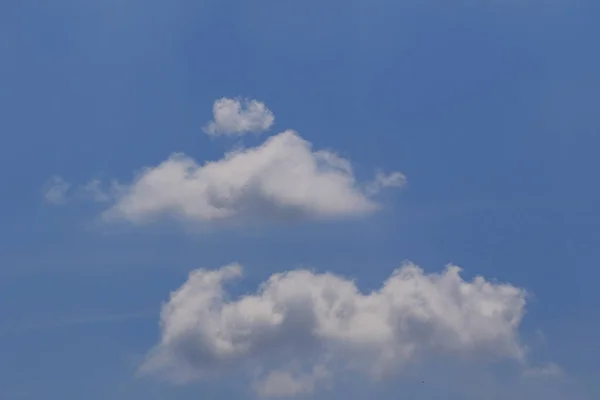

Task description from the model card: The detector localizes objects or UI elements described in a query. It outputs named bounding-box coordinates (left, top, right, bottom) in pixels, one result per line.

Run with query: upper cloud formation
left=45, top=97, right=404, bottom=225
left=140, top=262, right=528, bottom=397
left=203, top=97, right=275, bottom=136
left=102, top=131, right=404, bottom=224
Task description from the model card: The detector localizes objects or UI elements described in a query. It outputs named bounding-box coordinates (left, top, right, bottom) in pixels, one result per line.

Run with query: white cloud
left=254, top=366, right=330, bottom=398
left=204, top=97, right=275, bottom=136
left=140, top=262, right=528, bottom=396
left=43, top=175, right=71, bottom=204
left=365, top=170, right=407, bottom=196
left=104, top=131, right=403, bottom=224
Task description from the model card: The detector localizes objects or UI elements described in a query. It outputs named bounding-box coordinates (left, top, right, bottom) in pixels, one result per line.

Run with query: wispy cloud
left=41, top=176, right=122, bottom=205
left=523, top=363, right=564, bottom=378
left=42, top=175, right=71, bottom=204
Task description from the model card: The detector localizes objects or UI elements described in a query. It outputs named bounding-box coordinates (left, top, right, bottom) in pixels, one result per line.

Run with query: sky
left=1, top=0, right=600, bottom=399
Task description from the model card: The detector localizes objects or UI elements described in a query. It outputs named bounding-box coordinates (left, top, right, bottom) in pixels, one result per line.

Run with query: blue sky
left=1, top=0, right=600, bottom=398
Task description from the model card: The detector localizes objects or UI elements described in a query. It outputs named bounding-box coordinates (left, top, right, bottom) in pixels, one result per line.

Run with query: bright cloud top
left=141, top=262, right=528, bottom=396
left=204, top=97, right=275, bottom=136
left=104, top=130, right=404, bottom=223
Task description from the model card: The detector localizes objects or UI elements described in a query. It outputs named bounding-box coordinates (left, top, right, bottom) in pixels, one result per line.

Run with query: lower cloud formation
left=140, top=262, right=529, bottom=397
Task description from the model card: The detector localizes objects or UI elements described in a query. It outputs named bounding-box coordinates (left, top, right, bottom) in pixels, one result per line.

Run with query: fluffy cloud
left=204, top=97, right=275, bottom=136
left=254, top=367, right=330, bottom=398
left=141, top=262, right=528, bottom=397
left=45, top=97, right=403, bottom=225
left=104, top=131, right=403, bottom=224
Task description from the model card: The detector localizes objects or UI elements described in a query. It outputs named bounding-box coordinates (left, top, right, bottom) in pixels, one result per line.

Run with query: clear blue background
left=0, top=0, right=599, bottom=398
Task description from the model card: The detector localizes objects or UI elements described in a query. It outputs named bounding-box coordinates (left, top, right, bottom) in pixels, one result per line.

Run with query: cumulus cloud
left=104, top=131, right=403, bottom=224
left=204, top=97, right=275, bottom=136
left=43, top=175, right=71, bottom=204
left=141, top=262, right=528, bottom=396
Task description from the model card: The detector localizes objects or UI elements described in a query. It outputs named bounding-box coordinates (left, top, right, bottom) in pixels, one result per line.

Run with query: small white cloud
left=203, top=97, right=275, bottom=136
left=255, top=366, right=330, bottom=398
left=523, top=362, right=563, bottom=378
left=365, top=170, right=407, bottom=196
left=104, top=131, right=403, bottom=224
left=141, top=262, right=528, bottom=396
left=42, top=175, right=71, bottom=204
